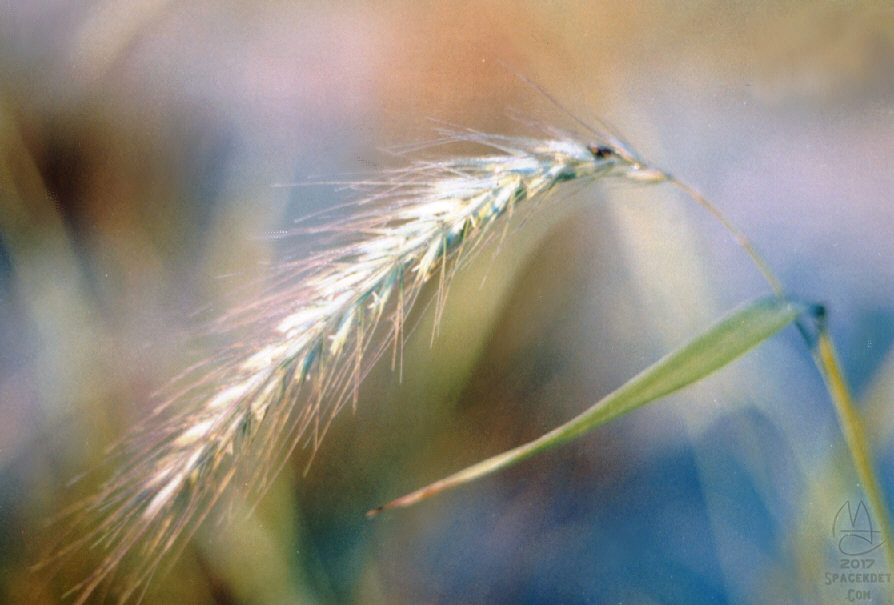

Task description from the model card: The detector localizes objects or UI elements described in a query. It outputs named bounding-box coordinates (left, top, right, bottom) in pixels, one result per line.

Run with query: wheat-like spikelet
left=46, top=126, right=668, bottom=603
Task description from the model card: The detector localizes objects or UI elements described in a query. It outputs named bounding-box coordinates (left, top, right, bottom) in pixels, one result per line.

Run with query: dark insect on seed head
left=588, top=144, right=615, bottom=159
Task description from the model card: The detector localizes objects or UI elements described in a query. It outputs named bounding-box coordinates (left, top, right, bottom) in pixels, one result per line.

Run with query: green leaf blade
left=369, top=296, right=807, bottom=516
left=562, top=295, right=807, bottom=439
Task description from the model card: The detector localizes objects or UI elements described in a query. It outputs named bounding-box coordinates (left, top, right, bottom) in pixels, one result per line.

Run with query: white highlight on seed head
left=174, top=419, right=214, bottom=447
left=143, top=472, right=185, bottom=520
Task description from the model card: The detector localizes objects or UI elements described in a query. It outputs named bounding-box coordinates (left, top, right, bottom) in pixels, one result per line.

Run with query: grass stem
left=815, top=331, right=894, bottom=579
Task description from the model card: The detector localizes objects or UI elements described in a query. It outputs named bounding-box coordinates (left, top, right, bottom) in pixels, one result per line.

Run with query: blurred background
left=1, top=1, right=893, bottom=603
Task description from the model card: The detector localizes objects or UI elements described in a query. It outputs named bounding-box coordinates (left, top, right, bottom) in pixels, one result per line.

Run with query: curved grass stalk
left=369, top=139, right=894, bottom=586
left=661, top=177, right=894, bottom=578
left=44, top=114, right=891, bottom=602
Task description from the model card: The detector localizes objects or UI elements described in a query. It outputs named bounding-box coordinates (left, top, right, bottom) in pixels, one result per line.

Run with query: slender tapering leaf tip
left=369, top=296, right=808, bottom=515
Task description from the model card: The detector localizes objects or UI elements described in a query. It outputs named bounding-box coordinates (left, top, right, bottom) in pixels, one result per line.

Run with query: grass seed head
left=47, top=127, right=660, bottom=603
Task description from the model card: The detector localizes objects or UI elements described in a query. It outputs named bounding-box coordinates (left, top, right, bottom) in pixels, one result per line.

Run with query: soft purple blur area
left=1, top=2, right=893, bottom=603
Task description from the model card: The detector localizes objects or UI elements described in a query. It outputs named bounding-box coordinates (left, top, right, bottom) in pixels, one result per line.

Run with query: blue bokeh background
left=1, top=2, right=892, bottom=603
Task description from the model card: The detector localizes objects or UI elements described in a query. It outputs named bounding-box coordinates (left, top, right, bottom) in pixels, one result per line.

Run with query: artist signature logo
left=833, top=500, right=886, bottom=557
